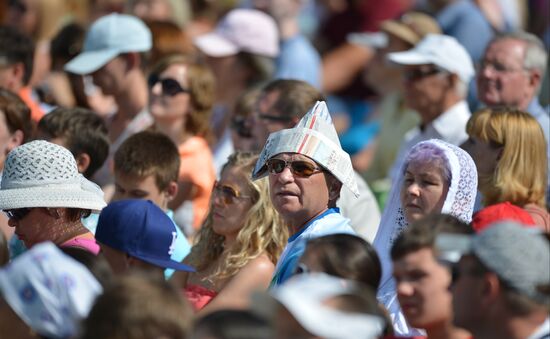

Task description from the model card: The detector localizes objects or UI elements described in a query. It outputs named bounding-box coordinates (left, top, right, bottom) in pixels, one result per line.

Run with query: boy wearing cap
left=112, top=130, right=191, bottom=279
left=95, top=199, right=194, bottom=278
left=252, top=101, right=357, bottom=287
left=437, top=222, right=550, bottom=339
left=65, top=13, right=153, bottom=188
left=387, top=34, right=474, bottom=184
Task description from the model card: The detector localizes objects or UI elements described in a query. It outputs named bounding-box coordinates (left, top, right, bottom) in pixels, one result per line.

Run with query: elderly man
left=437, top=222, right=550, bottom=339
left=252, top=101, right=357, bottom=287
left=387, top=34, right=474, bottom=182
left=251, top=79, right=381, bottom=243
left=477, top=31, right=550, bottom=148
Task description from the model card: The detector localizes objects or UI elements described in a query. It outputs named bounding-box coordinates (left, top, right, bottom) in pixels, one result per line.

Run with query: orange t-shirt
left=19, top=87, right=45, bottom=123
left=178, top=136, right=215, bottom=230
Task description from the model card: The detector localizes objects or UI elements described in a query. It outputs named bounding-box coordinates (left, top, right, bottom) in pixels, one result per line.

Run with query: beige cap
left=381, top=12, right=441, bottom=46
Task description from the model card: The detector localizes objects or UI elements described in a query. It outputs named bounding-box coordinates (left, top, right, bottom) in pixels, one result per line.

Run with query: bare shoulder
left=241, top=254, right=275, bottom=274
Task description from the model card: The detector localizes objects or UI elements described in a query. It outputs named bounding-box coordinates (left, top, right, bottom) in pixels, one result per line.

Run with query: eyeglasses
left=266, top=158, right=323, bottom=177
left=258, top=113, right=293, bottom=123
left=4, top=208, right=32, bottom=221
left=403, top=67, right=446, bottom=81
left=9, top=0, right=27, bottom=13
left=212, top=181, right=252, bottom=205
left=148, top=74, right=190, bottom=96
left=476, top=60, right=526, bottom=74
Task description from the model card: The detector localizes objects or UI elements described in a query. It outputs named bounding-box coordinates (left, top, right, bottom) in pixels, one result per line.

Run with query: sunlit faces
left=477, top=39, right=533, bottom=109
left=400, top=160, right=449, bottom=223
left=393, top=247, right=453, bottom=329
left=149, top=63, right=191, bottom=123
left=402, top=64, right=451, bottom=121
left=113, top=173, right=173, bottom=211
left=211, top=165, right=254, bottom=242
left=460, top=137, right=501, bottom=184
left=91, top=56, right=128, bottom=96
left=252, top=90, right=294, bottom=148
left=6, top=208, right=56, bottom=248
left=268, top=153, right=332, bottom=228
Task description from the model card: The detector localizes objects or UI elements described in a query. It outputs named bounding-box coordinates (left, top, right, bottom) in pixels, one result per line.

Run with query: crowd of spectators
left=0, top=0, right=548, bottom=338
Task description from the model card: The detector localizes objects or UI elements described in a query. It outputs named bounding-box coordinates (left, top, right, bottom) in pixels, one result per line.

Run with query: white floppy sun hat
left=0, top=140, right=106, bottom=211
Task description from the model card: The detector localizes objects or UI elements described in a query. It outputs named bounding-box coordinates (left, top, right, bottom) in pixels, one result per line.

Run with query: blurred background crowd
left=0, top=0, right=548, bottom=338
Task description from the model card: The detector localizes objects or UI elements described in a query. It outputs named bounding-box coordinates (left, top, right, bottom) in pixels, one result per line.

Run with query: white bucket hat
left=252, top=101, right=359, bottom=197
left=0, top=140, right=106, bottom=211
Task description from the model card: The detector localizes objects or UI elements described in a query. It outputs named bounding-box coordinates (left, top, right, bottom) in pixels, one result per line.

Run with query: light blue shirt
left=275, top=34, right=321, bottom=89
left=270, top=208, right=355, bottom=287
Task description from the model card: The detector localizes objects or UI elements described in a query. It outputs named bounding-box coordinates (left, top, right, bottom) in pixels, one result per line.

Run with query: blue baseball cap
left=64, top=13, right=152, bottom=75
left=96, top=200, right=195, bottom=272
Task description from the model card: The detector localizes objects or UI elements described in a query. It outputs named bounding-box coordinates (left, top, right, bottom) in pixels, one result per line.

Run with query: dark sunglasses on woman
left=148, top=74, right=190, bottom=96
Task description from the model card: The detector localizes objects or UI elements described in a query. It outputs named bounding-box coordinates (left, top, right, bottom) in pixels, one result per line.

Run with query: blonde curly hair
left=186, top=152, right=288, bottom=282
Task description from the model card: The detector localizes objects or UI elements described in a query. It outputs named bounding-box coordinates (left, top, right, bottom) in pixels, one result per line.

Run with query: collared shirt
left=527, top=316, right=550, bottom=339
left=269, top=208, right=355, bottom=287
left=389, top=100, right=471, bottom=183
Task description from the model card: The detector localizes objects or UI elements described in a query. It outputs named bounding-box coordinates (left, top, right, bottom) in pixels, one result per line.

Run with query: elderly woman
left=148, top=54, right=216, bottom=234
left=373, top=139, right=477, bottom=334
left=0, top=140, right=106, bottom=254
left=0, top=242, right=102, bottom=339
left=173, top=152, right=288, bottom=313
left=462, top=108, right=549, bottom=231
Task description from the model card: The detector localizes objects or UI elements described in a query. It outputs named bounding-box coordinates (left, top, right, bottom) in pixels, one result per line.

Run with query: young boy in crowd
left=37, top=107, right=109, bottom=180
left=390, top=213, right=473, bottom=338
left=113, top=130, right=191, bottom=279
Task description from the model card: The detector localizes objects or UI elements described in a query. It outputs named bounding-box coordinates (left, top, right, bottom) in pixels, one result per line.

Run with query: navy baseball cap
left=96, top=199, right=195, bottom=272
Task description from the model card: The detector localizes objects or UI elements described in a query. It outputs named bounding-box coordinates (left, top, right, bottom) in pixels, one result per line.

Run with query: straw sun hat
left=0, top=140, right=106, bottom=211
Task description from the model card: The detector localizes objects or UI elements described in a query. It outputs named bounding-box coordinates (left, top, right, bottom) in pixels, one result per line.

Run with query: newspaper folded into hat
left=252, top=101, right=359, bottom=197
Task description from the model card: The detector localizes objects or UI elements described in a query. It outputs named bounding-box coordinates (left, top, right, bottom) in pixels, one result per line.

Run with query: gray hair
left=491, top=31, right=548, bottom=80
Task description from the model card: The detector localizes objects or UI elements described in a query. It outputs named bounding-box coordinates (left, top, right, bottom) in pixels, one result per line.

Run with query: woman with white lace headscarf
left=373, top=139, right=477, bottom=336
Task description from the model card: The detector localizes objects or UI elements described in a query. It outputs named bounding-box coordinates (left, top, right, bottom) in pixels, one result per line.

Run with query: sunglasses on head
left=266, top=158, right=323, bottom=177
left=213, top=181, right=252, bottom=205
left=148, top=74, right=190, bottom=96
left=4, top=208, right=32, bottom=221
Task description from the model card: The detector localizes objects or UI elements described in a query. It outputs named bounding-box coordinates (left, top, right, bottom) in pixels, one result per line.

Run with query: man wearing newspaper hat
left=252, top=101, right=357, bottom=287
left=436, top=222, right=550, bottom=339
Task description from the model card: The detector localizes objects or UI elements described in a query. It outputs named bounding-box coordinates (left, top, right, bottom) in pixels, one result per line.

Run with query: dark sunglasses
left=266, top=158, right=323, bottom=177
left=148, top=74, right=190, bottom=96
left=231, top=117, right=252, bottom=138
left=403, top=67, right=446, bottom=82
left=213, top=181, right=252, bottom=205
left=258, top=113, right=293, bottom=123
left=4, top=208, right=32, bottom=221
left=9, top=0, right=27, bottom=13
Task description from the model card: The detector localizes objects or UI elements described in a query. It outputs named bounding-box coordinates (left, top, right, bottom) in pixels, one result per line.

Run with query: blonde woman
left=462, top=107, right=549, bottom=231
left=173, top=152, right=288, bottom=313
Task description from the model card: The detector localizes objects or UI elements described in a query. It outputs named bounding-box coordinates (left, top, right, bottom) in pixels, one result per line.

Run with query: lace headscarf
left=373, top=139, right=477, bottom=334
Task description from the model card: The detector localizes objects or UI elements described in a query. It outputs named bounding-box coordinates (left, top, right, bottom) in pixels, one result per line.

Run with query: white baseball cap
left=194, top=8, right=279, bottom=58
left=388, top=33, right=475, bottom=83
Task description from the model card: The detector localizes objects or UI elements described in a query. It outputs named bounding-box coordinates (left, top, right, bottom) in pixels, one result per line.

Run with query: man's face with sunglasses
left=267, top=152, right=334, bottom=230
left=148, top=63, right=191, bottom=123
left=401, top=63, right=452, bottom=122
left=252, top=91, right=297, bottom=149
